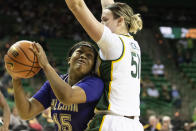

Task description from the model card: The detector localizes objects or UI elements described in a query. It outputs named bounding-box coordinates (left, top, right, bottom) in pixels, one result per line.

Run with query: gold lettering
left=62, top=105, right=65, bottom=110
left=59, top=103, right=64, bottom=110
left=74, top=104, right=78, bottom=112
left=53, top=99, right=58, bottom=110
left=50, top=99, right=78, bottom=112
left=57, top=102, right=61, bottom=110
left=51, top=99, right=55, bottom=110
left=67, top=105, right=71, bottom=111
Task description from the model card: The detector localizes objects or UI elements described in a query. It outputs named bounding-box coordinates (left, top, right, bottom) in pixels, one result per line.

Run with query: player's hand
left=4, top=61, right=20, bottom=80
left=32, top=42, right=50, bottom=69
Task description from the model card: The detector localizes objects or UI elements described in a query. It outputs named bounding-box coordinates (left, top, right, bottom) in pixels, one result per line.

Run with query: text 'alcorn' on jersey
left=33, top=74, right=104, bottom=131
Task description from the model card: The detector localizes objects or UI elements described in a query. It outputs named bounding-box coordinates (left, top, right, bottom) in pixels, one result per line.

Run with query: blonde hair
left=106, top=2, right=143, bottom=34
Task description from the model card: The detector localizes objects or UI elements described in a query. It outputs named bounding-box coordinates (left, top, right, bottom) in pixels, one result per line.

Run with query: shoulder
left=78, top=75, right=104, bottom=89
left=98, top=26, right=120, bottom=43
left=83, top=75, right=103, bottom=83
left=40, top=81, right=51, bottom=91
left=119, top=34, right=139, bottom=46
left=76, top=75, right=104, bottom=95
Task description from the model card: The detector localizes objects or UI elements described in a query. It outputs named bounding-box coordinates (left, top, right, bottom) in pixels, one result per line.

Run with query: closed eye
left=76, top=50, right=83, bottom=54
left=101, top=17, right=108, bottom=22
left=86, top=53, right=94, bottom=59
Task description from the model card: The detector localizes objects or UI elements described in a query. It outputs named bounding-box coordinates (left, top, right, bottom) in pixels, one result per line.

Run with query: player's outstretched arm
left=64, top=0, right=104, bottom=42
left=0, top=91, right=10, bottom=131
left=101, top=0, right=114, bottom=10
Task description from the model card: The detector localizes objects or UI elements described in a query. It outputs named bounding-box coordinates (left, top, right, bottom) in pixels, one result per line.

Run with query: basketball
left=4, top=40, right=41, bottom=78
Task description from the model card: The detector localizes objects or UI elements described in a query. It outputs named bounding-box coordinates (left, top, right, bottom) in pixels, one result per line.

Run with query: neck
left=68, top=70, right=83, bottom=86
left=116, top=28, right=128, bottom=35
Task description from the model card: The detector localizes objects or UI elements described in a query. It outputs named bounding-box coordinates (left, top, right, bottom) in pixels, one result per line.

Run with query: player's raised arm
left=64, top=0, right=104, bottom=42
left=101, top=0, right=114, bottom=10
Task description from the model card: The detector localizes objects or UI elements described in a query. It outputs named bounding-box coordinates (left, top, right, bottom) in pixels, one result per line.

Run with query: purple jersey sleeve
left=33, top=81, right=52, bottom=109
left=76, top=76, right=104, bottom=103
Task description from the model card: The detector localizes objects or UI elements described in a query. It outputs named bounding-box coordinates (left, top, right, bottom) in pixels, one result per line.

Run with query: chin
left=75, top=68, right=87, bottom=75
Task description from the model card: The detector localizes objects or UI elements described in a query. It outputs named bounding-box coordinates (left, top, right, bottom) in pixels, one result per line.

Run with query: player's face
left=101, top=9, right=119, bottom=33
left=69, top=46, right=95, bottom=76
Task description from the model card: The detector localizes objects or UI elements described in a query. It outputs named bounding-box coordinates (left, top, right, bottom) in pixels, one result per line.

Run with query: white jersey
left=95, top=26, right=141, bottom=116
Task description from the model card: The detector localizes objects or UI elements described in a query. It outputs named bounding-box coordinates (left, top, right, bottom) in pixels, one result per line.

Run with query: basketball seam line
left=11, top=70, right=36, bottom=73
left=7, top=54, right=40, bottom=68
left=19, top=47, right=38, bottom=63
left=25, top=50, right=36, bottom=77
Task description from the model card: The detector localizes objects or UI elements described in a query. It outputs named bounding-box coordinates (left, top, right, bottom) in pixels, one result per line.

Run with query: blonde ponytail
left=129, top=14, right=143, bottom=34
left=106, top=2, right=143, bottom=34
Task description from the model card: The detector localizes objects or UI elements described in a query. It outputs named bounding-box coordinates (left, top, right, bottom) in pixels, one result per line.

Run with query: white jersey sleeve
left=97, top=26, right=123, bottom=60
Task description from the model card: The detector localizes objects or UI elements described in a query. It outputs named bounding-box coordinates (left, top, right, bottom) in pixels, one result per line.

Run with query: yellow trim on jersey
left=107, top=62, right=113, bottom=110
left=97, top=57, right=101, bottom=77
left=99, top=115, right=106, bottom=131
left=121, top=34, right=134, bottom=39
left=113, top=37, right=126, bottom=63
left=107, top=37, right=126, bottom=110
left=97, top=67, right=101, bottom=77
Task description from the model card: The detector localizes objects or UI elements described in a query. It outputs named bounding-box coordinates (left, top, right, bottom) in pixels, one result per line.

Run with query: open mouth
left=77, top=59, right=86, bottom=64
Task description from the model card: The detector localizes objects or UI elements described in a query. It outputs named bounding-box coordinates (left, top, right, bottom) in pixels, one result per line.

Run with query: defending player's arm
left=11, top=79, right=44, bottom=120
left=65, top=0, right=104, bottom=42
left=64, top=0, right=122, bottom=60
left=101, top=0, right=114, bottom=10
left=0, top=91, right=10, bottom=130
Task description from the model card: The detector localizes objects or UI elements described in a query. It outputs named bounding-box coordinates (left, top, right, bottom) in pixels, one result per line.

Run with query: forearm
left=2, top=102, right=10, bottom=128
left=43, top=64, right=72, bottom=104
left=101, top=0, right=114, bottom=9
left=12, top=79, right=31, bottom=119
left=65, top=0, right=82, bottom=11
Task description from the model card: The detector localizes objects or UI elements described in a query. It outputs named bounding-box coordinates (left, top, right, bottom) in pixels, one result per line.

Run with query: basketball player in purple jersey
left=6, top=41, right=104, bottom=131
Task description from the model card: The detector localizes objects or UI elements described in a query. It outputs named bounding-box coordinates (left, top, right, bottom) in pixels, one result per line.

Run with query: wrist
left=42, top=63, right=52, bottom=71
left=12, top=79, right=22, bottom=90
left=12, top=78, right=21, bottom=83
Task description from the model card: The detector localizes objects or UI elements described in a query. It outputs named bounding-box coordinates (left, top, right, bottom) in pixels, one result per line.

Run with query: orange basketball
left=4, top=40, right=41, bottom=78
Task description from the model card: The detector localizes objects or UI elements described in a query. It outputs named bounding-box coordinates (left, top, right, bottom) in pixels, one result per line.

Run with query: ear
left=117, top=16, right=125, bottom=26
left=67, top=57, right=71, bottom=64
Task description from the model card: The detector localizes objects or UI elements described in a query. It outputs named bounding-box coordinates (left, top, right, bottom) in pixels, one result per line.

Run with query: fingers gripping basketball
left=4, top=40, right=41, bottom=78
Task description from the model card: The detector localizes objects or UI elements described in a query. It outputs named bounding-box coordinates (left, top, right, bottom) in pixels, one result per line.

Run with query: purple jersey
left=33, top=74, right=104, bottom=131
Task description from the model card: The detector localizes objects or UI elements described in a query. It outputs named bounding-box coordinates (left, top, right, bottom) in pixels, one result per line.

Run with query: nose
left=80, top=53, right=87, bottom=59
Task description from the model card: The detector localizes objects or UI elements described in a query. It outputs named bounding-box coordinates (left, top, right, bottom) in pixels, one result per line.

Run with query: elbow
left=59, top=99, right=72, bottom=105
left=18, top=112, right=33, bottom=120
left=19, top=114, right=31, bottom=120
left=58, top=94, right=73, bottom=105
left=61, top=101, right=72, bottom=105
left=21, top=117, right=30, bottom=121
left=56, top=88, right=73, bottom=105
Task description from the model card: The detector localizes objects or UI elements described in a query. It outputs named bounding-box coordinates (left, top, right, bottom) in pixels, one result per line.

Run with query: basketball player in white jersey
left=64, top=0, right=143, bottom=130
